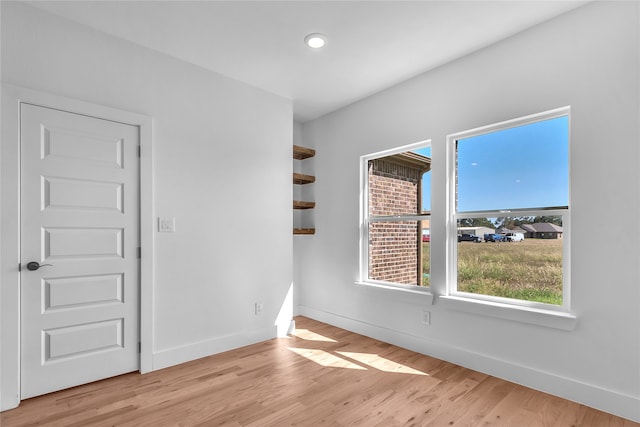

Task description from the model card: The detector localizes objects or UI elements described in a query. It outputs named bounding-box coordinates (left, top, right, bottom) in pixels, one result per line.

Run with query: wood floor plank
left=1, top=316, right=637, bottom=427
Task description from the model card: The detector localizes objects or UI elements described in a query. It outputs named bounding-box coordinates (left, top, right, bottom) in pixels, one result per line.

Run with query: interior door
left=20, top=103, right=140, bottom=399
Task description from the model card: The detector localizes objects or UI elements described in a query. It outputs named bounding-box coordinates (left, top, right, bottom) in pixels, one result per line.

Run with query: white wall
left=299, top=2, right=639, bottom=422
left=1, top=2, right=293, bottom=410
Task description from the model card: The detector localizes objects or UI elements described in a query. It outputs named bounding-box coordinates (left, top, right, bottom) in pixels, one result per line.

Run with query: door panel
left=43, top=227, right=124, bottom=258
left=43, top=176, right=124, bottom=212
left=20, top=103, right=139, bottom=399
left=43, top=124, right=125, bottom=167
left=44, top=274, right=124, bottom=310
left=44, top=318, right=124, bottom=361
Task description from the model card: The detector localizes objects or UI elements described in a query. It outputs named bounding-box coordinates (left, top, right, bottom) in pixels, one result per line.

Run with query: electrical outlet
left=422, top=309, right=431, bottom=325
left=158, top=217, right=175, bottom=233
left=255, top=302, right=264, bottom=316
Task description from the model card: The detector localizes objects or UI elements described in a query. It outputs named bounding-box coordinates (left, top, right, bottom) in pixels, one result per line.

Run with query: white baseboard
left=297, top=305, right=640, bottom=423
left=152, top=328, right=276, bottom=371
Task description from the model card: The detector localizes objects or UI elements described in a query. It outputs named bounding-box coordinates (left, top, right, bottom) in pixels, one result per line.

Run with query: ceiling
left=27, top=1, right=587, bottom=122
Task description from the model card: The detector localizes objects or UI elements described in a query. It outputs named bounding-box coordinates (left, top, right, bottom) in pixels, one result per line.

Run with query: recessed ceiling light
left=304, top=33, right=326, bottom=49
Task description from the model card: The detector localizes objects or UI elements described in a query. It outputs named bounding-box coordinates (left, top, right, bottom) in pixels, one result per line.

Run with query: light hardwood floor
left=2, top=316, right=638, bottom=426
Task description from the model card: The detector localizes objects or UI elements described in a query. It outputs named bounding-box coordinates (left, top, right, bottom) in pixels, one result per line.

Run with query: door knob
left=26, top=261, right=53, bottom=271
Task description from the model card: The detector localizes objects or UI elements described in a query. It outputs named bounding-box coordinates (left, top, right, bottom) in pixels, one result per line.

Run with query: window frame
left=359, top=139, right=433, bottom=295
left=446, top=107, right=572, bottom=313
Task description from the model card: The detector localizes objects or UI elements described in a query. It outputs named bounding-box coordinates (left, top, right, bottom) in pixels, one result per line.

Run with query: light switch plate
left=158, top=217, right=175, bottom=232
left=255, top=302, right=264, bottom=316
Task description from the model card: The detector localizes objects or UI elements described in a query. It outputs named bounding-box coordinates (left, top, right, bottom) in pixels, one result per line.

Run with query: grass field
left=422, top=239, right=563, bottom=305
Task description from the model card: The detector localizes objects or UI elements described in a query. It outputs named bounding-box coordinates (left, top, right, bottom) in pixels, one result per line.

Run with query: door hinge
left=137, top=247, right=141, bottom=259
left=137, top=145, right=141, bottom=157
left=18, top=263, right=21, bottom=272
left=138, top=342, right=141, bottom=353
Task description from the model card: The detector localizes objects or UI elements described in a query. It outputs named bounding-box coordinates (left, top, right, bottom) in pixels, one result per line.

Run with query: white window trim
left=358, top=139, right=433, bottom=301
left=445, top=107, right=575, bottom=327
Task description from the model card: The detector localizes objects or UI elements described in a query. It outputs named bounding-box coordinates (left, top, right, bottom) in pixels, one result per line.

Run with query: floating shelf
left=293, top=145, right=315, bottom=236
left=293, top=200, right=316, bottom=209
left=294, top=228, right=316, bottom=235
left=293, top=173, right=315, bottom=185
left=293, top=145, right=316, bottom=160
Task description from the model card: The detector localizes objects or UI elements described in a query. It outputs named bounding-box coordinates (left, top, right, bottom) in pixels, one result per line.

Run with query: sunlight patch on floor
left=291, top=328, right=337, bottom=342
left=288, top=348, right=366, bottom=370
left=337, top=351, right=429, bottom=375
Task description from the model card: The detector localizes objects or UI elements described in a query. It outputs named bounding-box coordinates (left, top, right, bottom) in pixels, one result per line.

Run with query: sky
left=412, top=116, right=568, bottom=213
left=413, top=146, right=432, bottom=212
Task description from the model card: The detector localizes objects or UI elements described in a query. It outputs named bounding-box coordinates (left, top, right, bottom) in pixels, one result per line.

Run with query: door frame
left=1, top=84, right=155, bottom=410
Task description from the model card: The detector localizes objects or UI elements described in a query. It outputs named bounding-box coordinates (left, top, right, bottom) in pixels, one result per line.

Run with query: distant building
left=520, top=223, right=563, bottom=239
left=509, top=226, right=528, bottom=234
left=458, top=226, right=494, bottom=238
left=422, top=219, right=430, bottom=238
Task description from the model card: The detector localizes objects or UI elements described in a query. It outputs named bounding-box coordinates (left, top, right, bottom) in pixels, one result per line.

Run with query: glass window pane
left=457, top=116, right=568, bottom=212
left=421, top=218, right=430, bottom=287
left=368, top=150, right=431, bottom=216
left=456, top=216, right=563, bottom=305
left=415, top=146, right=432, bottom=213
left=369, top=220, right=429, bottom=286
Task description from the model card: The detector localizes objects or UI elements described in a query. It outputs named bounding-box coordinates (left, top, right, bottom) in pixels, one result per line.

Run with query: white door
left=20, top=103, right=140, bottom=399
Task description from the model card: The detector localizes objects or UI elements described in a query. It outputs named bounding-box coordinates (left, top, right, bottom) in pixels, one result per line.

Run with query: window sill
left=438, top=295, right=577, bottom=330
left=355, top=281, right=435, bottom=305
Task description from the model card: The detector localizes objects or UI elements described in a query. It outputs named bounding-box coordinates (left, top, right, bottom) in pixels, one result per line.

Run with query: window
left=360, top=141, right=431, bottom=290
left=448, top=107, right=570, bottom=311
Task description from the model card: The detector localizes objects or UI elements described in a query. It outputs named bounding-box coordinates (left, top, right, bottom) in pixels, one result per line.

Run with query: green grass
left=422, top=242, right=430, bottom=287
left=423, top=239, right=563, bottom=305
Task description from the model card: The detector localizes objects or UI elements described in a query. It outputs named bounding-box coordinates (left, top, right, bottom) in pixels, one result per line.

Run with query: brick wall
left=368, top=157, right=422, bottom=285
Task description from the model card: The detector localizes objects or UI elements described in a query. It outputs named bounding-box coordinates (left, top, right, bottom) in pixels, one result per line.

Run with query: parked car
left=483, top=233, right=507, bottom=242
left=458, top=233, right=481, bottom=243
left=422, top=234, right=430, bottom=242
left=505, top=232, right=524, bottom=242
